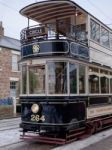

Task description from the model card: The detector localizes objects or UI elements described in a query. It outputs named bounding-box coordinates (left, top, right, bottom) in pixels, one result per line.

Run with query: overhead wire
left=85, top=0, right=112, bottom=26
left=0, top=1, right=18, bottom=12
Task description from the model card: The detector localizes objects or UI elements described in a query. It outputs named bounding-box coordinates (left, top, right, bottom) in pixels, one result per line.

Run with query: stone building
left=0, top=21, right=20, bottom=106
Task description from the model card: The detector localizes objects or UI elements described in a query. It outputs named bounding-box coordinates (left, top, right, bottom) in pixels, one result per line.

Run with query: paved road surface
left=82, top=136, right=112, bottom=150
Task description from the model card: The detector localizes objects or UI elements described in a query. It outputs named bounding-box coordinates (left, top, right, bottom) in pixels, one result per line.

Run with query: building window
left=69, top=63, right=77, bottom=94
left=10, top=81, right=18, bottom=97
left=79, top=65, right=86, bottom=94
left=29, top=65, right=45, bottom=94
left=48, top=62, right=67, bottom=94
left=12, top=54, right=18, bottom=71
left=90, top=19, right=100, bottom=43
left=101, top=27, right=109, bottom=48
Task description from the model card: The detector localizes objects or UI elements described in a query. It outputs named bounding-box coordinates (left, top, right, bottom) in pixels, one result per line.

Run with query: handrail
left=20, top=22, right=88, bottom=46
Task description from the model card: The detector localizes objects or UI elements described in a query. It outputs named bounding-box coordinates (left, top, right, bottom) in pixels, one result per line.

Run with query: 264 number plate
left=31, top=115, right=45, bottom=122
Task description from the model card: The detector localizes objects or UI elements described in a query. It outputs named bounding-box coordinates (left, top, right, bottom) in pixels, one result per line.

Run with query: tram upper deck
left=20, top=0, right=112, bottom=68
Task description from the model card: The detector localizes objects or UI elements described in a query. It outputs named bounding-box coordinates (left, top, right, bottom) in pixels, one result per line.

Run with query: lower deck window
left=22, top=65, right=27, bottom=94
left=21, top=60, right=112, bottom=95
left=29, top=65, right=45, bottom=94
left=79, top=65, right=86, bottom=94
left=110, top=78, right=112, bottom=93
left=100, top=76, right=109, bottom=93
left=69, top=63, right=77, bottom=94
left=89, top=75, right=99, bottom=93
left=48, top=62, right=67, bottom=94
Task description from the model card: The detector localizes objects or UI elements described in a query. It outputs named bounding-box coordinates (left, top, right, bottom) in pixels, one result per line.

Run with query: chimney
left=0, top=21, right=4, bottom=36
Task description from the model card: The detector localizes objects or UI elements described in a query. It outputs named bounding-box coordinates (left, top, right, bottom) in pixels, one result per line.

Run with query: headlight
left=31, top=104, right=39, bottom=113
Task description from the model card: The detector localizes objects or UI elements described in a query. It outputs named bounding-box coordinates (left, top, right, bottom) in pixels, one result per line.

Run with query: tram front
left=20, top=0, right=89, bottom=134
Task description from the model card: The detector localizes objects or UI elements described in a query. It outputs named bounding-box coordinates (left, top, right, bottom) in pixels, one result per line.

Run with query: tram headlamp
left=31, top=104, right=39, bottom=113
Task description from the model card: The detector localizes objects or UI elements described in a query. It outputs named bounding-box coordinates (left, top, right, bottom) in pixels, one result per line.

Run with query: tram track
left=0, top=117, right=20, bottom=131
left=0, top=117, right=20, bottom=124
left=0, top=122, right=20, bottom=128
left=0, top=126, right=19, bottom=131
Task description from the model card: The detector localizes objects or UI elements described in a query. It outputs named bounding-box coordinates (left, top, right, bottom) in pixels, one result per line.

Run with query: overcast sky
left=0, top=0, right=112, bottom=40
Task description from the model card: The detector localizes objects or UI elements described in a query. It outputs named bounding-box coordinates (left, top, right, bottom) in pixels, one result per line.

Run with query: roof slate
left=0, top=36, right=20, bottom=51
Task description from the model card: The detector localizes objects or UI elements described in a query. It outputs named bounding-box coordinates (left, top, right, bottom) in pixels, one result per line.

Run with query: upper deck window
left=101, top=27, right=109, bottom=48
left=110, top=33, right=112, bottom=50
left=90, top=19, right=100, bottom=43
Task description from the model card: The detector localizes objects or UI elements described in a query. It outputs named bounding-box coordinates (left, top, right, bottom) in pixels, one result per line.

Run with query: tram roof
left=20, top=0, right=87, bottom=23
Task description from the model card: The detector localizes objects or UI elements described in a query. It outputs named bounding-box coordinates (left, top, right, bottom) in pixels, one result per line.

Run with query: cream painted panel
left=89, top=41, right=112, bottom=56
left=90, top=47, right=112, bottom=67
left=87, top=105, right=112, bottom=119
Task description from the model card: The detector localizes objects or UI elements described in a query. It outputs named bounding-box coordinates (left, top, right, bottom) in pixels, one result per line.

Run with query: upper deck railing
left=20, top=22, right=88, bottom=46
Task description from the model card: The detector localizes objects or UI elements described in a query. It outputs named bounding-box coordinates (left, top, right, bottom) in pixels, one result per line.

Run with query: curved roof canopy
left=20, top=0, right=85, bottom=23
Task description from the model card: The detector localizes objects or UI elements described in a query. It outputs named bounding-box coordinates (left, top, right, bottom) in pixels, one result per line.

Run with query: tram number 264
left=31, top=115, right=45, bottom=122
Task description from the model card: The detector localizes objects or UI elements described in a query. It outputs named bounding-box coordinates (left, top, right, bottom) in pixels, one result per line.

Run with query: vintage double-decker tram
left=20, top=0, right=112, bottom=144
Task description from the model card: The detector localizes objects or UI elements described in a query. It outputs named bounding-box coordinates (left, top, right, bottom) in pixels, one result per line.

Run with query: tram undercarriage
left=20, top=115, right=112, bottom=145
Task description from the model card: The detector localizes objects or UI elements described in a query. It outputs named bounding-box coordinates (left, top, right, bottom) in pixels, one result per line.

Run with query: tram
left=20, top=0, right=112, bottom=144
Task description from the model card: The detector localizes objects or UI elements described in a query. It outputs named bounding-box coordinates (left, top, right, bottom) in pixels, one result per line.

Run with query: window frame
left=101, top=26, right=110, bottom=48
left=28, top=64, right=46, bottom=96
left=47, top=60, right=69, bottom=96
left=90, top=19, right=100, bottom=43
left=12, top=54, right=19, bottom=72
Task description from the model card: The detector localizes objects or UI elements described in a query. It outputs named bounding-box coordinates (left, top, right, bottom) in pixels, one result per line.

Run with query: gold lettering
left=31, top=115, right=45, bottom=122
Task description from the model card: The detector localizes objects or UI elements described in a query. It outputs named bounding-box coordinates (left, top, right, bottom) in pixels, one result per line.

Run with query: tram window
left=90, top=19, right=100, bottom=43
left=89, top=67, right=99, bottom=73
left=22, top=65, right=27, bottom=94
left=89, top=75, right=99, bottom=93
left=100, top=76, right=109, bottom=93
left=101, top=27, right=109, bottom=48
left=100, top=69, right=108, bottom=75
left=79, top=65, right=86, bottom=94
left=29, top=66, right=45, bottom=94
left=110, top=33, right=112, bottom=50
left=69, top=63, right=77, bottom=94
left=48, top=62, right=67, bottom=94
left=110, top=78, right=112, bottom=93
